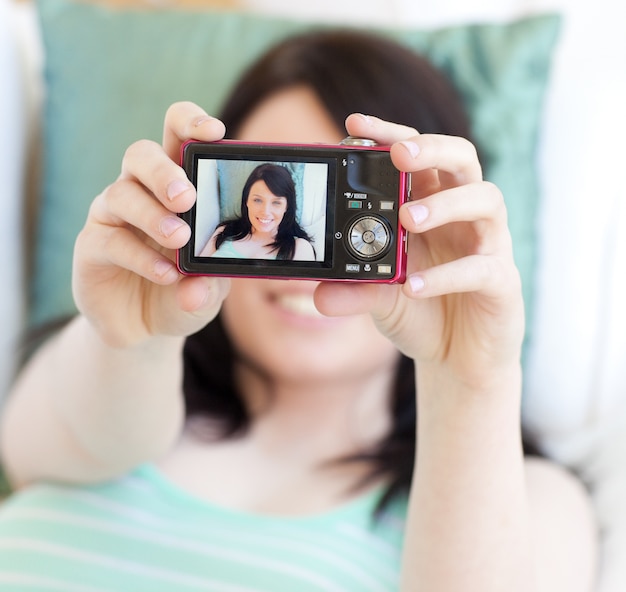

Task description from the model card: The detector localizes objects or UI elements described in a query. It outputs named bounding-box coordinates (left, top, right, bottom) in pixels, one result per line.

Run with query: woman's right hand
left=73, top=102, right=231, bottom=348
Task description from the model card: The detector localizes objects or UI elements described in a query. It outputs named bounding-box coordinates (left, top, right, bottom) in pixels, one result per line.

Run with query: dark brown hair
left=219, top=29, right=471, bottom=141
left=183, top=29, right=534, bottom=512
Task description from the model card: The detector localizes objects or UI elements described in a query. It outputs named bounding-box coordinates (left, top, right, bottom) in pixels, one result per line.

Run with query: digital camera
left=177, top=139, right=410, bottom=282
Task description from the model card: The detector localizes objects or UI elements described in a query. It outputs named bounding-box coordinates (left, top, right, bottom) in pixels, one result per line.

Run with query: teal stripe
left=0, top=466, right=405, bottom=591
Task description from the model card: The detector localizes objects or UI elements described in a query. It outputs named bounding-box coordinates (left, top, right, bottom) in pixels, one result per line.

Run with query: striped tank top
left=0, top=464, right=407, bottom=591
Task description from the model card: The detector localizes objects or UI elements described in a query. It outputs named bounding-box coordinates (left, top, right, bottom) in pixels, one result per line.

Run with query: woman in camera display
left=200, top=163, right=316, bottom=261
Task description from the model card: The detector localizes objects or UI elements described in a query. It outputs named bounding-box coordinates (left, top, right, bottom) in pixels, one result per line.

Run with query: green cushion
left=33, top=0, right=561, bottom=352
left=0, top=466, right=11, bottom=500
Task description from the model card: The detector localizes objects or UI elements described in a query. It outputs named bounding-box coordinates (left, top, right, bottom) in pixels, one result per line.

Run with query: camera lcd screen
left=192, top=156, right=334, bottom=268
left=179, top=140, right=408, bottom=283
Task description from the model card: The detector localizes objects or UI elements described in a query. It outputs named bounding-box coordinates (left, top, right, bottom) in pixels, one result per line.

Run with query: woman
left=201, top=162, right=316, bottom=260
left=0, top=30, right=596, bottom=591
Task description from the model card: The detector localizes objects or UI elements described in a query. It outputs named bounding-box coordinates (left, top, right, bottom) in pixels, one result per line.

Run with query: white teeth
left=276, top=294, right=323, bottom=317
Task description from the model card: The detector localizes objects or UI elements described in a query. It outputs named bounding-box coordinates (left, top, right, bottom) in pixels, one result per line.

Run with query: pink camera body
left=178, top=139, right=409, bottom=283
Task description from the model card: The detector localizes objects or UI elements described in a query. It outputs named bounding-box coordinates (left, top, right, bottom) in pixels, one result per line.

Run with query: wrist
left=425, top=359, right=522, bottom=391
left=415, top=359, right=523, bottom=421
left=77, top=313, right=184, bottom=355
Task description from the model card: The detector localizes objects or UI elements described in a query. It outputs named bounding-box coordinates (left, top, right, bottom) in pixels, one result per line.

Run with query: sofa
left=2, top=0, right=625, bottom=589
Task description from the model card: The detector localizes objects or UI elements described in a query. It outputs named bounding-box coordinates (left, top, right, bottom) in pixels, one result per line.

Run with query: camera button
left=345, top=263, right=361, bottom=273
left=347, top=215, right=391, bottom=259
left=339, top=136, right=378, bottom=147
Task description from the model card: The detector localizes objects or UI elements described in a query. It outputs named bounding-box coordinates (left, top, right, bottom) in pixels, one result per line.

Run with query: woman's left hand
left=314, top=114, right=525, bottom=386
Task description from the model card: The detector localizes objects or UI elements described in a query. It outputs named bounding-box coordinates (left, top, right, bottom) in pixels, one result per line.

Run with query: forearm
left=0, top=315, right=185, bottom=487
left=401, top=362, right=534, bottom=592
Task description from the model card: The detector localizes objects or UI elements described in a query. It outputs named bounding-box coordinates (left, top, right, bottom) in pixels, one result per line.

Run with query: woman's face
left=221, top=85, right=399, bottom=385
left=246, top=180, right=287, bottom=236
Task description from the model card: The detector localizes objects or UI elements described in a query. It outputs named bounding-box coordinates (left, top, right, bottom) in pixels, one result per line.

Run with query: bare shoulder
left=524, top=456, right=598, bottom=592
left=294, top=238, right=316, bottom=260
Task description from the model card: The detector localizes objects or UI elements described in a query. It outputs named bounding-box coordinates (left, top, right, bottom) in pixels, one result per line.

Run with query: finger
left=391, top=134, right=483, bottom=188
left=175, top=276, right=231, bottom=314
left=401, top=181, right=511, bottom=255
left=347, top=114, right=480, bottom=180
left=119, top=139, right=196, bottom=214
left=345, top=113, right=418, bottom=146
left=313, top=281, right=396, bottom=318
left=162, top=101, right=226, bottom=162
left=403, top=254, right=521, bottom=300
left=78, top=223, right=180, bottom=286
left=146, top=276, right=231, bottom=340
left=92, top=178, right=191, bottom=252
left=345, top=113, right=482, bottom=193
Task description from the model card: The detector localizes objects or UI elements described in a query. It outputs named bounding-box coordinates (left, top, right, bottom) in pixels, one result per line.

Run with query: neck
left=236, top=357, right=396, bottom=461
left=249, top=228, right=276, bottom=242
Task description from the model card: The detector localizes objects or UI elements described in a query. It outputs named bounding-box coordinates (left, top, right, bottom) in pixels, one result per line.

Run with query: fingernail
left=196, top=285, right=211, bottom=309
left=399, top=140, right=420, bottom=159
left=356, top=113, right=373, bottom=125
left=408, top=203, right=429, bottom=225
left=167, top=179, right=191, bottom=201
left=409, top=274, right=425, bottom=293
left=154, top=259, right=177, bottom=279
left=194, top=115, right=212, bottom=127
left=160, top=215, right=186, bottom=237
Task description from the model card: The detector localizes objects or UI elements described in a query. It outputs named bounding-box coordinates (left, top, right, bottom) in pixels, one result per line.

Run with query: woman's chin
left=222, top=278, right=398, bottom=384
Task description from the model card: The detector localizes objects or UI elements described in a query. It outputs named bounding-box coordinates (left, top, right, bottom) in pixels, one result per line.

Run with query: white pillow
left=0, top=0, right=27, bottom=402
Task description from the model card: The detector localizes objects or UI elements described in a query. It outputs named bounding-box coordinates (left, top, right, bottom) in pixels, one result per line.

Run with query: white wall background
left=0, top=0, right=26, bottom=405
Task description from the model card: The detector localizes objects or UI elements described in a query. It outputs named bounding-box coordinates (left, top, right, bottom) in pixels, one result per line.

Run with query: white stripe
left=0, top=573, right=110, bottom=592
left=2, top=511, right=355, bottom=592
left=33, top=484, right=168, bottom=528
left=0, top=539, right=256, bottom=592
left=28, top=487, right=397, bottom=589
left=338, top=522, right=401, bottom=559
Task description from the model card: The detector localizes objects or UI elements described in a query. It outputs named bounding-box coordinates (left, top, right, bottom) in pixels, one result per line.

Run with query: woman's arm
left=0, top=103, right=230, bottom=487
left=403, top=363, right=533, bottom=590
left=1, top=318, right=186, bottom=487
left=199, top=226, right=223, bottom=257
left=315, top=114, right=597, bottom=591
left=406, top=363, right=597, bottom=592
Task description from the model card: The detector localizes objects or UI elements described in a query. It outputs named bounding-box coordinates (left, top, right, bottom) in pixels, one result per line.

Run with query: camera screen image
left=178, top=140, right=408, bottom=283
left=194, top=158, right=330, bottom=264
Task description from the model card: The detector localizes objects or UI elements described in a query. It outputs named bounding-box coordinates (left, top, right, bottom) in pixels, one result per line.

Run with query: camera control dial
left=347, top=215, right=391, bottom=259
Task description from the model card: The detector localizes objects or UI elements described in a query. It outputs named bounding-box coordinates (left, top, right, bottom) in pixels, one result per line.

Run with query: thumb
left=313, top=281, right=396, bottom=318
left=153, top=276, right=231, bottom=337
